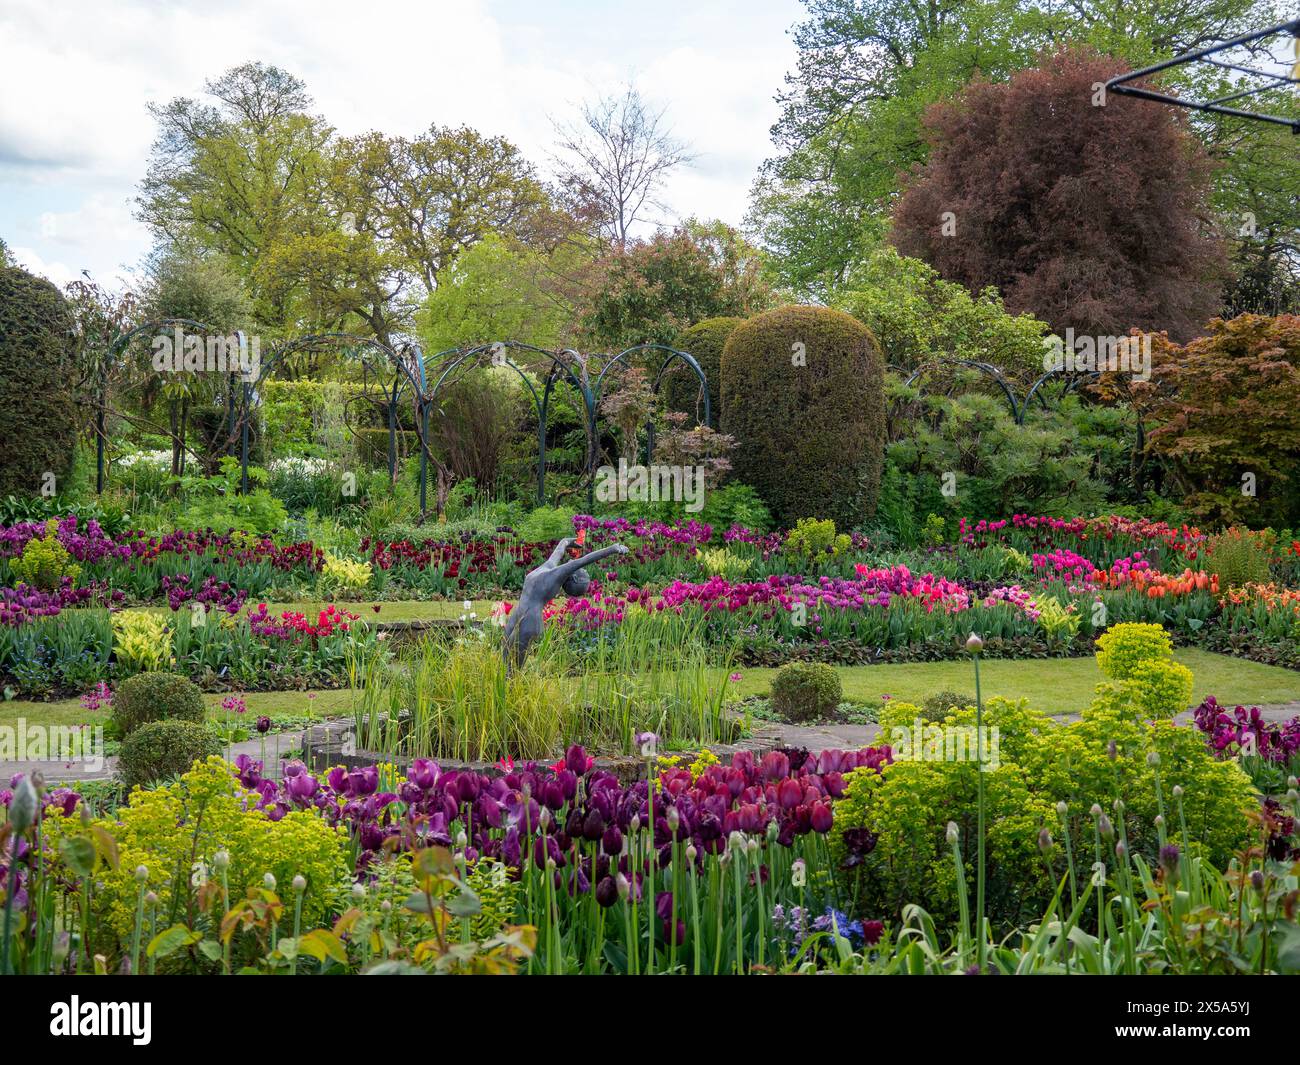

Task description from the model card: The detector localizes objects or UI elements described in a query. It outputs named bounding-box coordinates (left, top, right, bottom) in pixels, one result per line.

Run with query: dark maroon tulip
left=863, top=920, right=884, bottom=946
left=255, top=716, right=272, bottom=734
left=777, top=778, right=802, bottom=810
left=810, top=800, right=833, bottom=833
left=595, top=876, right=618, bottom=908
left=582, top=808, right=605, bottom=841
left=565, top=744, right=592, bottom=776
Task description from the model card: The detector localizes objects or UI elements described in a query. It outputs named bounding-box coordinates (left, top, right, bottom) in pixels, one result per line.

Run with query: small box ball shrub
left=664, top=316, right=743, bottom=428
left=1095, top=622, right=1173, bottom=681
left=118, top=720, right=223, bottom=790
left=112, top=670, right=206, bottom=735
left=771, top=662, right=842, bottom=722
left=721, top=305, right=884, bottom=529
left=920, top=690, right=976, bottom=723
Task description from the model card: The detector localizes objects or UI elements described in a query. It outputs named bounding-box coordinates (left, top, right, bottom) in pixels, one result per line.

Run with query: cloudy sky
left=0, top=0, right=804, bottom=289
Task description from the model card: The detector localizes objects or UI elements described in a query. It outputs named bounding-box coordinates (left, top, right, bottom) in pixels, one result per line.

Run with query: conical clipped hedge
left=0, top=265, right=78, bottom=496
left=721, top=305, right=884, bottom=528
left=663, top=316, right=743, bottom=428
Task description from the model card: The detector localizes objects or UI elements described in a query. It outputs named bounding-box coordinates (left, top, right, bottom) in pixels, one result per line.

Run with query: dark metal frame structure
left=96, top=326, right=709, bottom=521
left=1105, top=19, right=1300, bottom=133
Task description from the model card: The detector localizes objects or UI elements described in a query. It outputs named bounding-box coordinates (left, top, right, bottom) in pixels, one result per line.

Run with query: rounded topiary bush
left=920, top=690, right=976, bottom=723
left=0, top=264, right=78, bottom=497
left=112, top=671, right=206, bottom=735
left=771, top=662, right=843, bottom=722
left=664, top=316, right=743, bottom=429
left=720, top=305, right=884, bottom=528
left=118, top=720, right=223, bottom=790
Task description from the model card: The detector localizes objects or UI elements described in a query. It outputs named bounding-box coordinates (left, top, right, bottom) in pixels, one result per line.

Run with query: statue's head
left=561, top=567, right=591, bottom=597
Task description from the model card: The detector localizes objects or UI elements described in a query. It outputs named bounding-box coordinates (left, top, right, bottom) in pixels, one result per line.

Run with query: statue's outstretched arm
left=545, top=536, right=574, bottom=567
left=553, top=544, right=629, bottom=581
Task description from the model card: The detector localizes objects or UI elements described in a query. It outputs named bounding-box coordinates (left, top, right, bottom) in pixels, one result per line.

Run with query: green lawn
left=3, top=649, right=1297, bottom=735
left=723, top=649, right=1300, bottom=717
left=0, top=688, right=355, bottom=735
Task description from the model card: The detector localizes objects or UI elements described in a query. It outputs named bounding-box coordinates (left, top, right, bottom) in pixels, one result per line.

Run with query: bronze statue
left=503, top=536, right=629, bottom=668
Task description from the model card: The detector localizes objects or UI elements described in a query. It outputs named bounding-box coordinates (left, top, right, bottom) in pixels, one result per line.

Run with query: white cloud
left=0, top=0, right=801, bottom=284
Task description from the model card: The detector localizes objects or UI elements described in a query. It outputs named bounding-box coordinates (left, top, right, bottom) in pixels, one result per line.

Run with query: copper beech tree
left=891, top=48, right=1227, bottom=342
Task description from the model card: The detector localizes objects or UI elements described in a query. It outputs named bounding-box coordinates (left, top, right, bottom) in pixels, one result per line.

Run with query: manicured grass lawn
left=723, top=649, right=1300, bottom=716
left=3, top=649, right=1297, bottom=737
left=0, top=688, right=355, bottom=735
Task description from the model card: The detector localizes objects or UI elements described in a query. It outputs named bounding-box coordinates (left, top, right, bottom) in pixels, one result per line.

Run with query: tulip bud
left=666, top=806, right=679, bottom=833
left=7, top=775, right=37, bottom=833
left=1055, top=801, right=1067, bottom=818
left=1107, top=740, right=1118, bottom=761
left=1146, top=751, right=1160, bottom=767
left=292, top=875, right=306, bottom=893
left=264, top=873, right=277, bottom=891
left=1287, top=789, right=1299, bottom=807
left=965, top=632, right=984, bottom=655
left=455, top=829, right=468, bottom=849
left=1098, top=814, right=1114, bottom=839
left=1089, top=803, right=1102, bottom=818
left=1037, top=828, right=1052, bottom=855
left=144, top=891, right=158, bottom=906
left=1288, top=776, right=1298, bottom=790
left=686, top=844, right=697, bottom=863
left=381, top=899, right=392, bottom=913
left=539, top=808, right=553, bottom=832
left=766, top=819, right=779, bottom=842
left=746, top=838, right=759, bottom=857
left=946, top=821, right=959, bottom=845
left=134, top=865, right=149, bottom=883
left=1113, top=798, right=1125, bottom=815
left=1172, top=785, right=1183, bottom=799
left=728, top=830, right=746, bottom=855
left=1153, top=814, right=1164, bottom=828
left=213, top=849, right=230, bottom=870
left=1115, top=840, right=1127, bottom=859
left=1250, top=870, right=1265, bottom=893
left=352, top=883, right=366, bottom=900
left=630, top=814, right=641, bottom=834
left=616, top=873, right=630, bottom=901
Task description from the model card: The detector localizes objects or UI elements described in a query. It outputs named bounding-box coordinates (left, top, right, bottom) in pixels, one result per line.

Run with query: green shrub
left=0, top=265, right=78, bottom=496
left=919, top=690, right=975, bottom=723
left=784, top=517, right=850, bottom=563
left=10, top=519, right=79, bottom=591
left=664, top=317, right=743, bottom=428
left=721, top=305, right=885, bottom=528
left=517, top=505, right=575, bottom=542
left=112, top=671, right=206, bottom=734
left=1206, top=526, right=1275, bottom=590
left=770, top=662, right=842, bottom=722
left=697, top=481, right=773, bottom=534
left=1095, top=622, right=1173, bottom=681
left=117, top=720, right=223, bottom=790
left=837, top=677, right=1256, bottom=929
left=1124, top=658, right=1194, bottom=719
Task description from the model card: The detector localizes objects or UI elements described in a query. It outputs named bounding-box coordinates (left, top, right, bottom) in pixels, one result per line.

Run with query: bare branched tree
left=551, top=85, right=695, bottom=247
